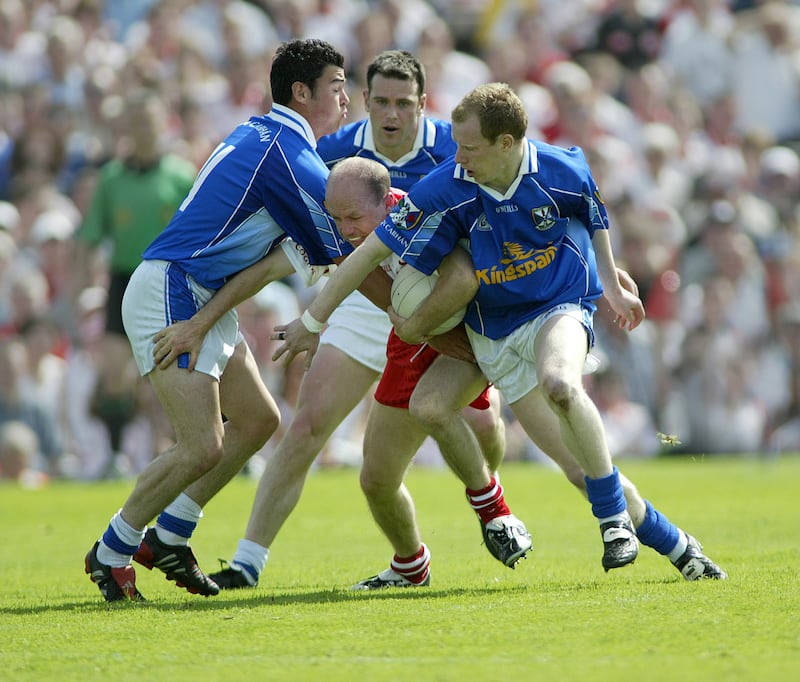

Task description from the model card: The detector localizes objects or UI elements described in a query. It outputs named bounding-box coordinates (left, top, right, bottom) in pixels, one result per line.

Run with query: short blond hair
left=451, top=82, right=527, bottom=143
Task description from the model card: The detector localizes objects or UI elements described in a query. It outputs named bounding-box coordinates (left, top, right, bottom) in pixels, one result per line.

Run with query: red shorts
left=374, top=330, right=491, bottom=410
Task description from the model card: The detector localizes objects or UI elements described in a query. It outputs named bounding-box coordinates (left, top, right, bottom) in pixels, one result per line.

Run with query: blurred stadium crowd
left=1, top=0, right=799, bottom=484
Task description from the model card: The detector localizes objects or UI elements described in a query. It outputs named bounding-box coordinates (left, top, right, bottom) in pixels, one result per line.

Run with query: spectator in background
left=765, top=302, right=800, bottom=453
left=0, top=420, right=48, bottom=487
left=0, top=335, right=63, bottom=475
left=74, top=88, right=195, bottom=475
left=730, top=1, right=800, bottom=146
left=660, top=0, right=735, bottom=107
left=587, top=366, right=660, bottom=459
left=0, top=0, right=796, bottom=460
left=593, top=0, right=663, bottom=71
left=415, top=15, right=491, bottom=119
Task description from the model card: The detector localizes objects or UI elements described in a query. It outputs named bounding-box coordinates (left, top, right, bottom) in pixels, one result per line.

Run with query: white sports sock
left=97, top=511, right=145, bottom=567
left=156, top=493, right=203, bottom=546
left=231, top=538, right=269, bottom=584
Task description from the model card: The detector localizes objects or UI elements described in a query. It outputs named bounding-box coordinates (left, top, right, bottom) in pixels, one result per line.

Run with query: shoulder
left=317, top=120, right=364, bottom=159
left=425, top=117, right=452, bottom=135
left=409, top=159, right=473, bottom=206
left=422, top=117, right=456, bottom=154
left=532, top=141, right=593, bottom=184
left=533, top=140, right=589, bottom=168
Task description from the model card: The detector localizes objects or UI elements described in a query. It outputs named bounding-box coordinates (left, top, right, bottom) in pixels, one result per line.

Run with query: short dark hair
left=270, top=39, right=345, bottom=106
left=451, top=82, right=527, bottom=143
left=366, top=50, right=425, bottom=98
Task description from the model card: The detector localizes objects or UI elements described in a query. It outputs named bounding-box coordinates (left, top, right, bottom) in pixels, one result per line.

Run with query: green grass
left=1, top=456, right=799, bottom=681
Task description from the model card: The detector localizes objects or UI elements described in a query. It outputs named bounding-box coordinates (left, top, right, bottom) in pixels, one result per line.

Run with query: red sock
left=466, top=476, right=511, bottom=525
left=391, top=544, right=430, bottom=584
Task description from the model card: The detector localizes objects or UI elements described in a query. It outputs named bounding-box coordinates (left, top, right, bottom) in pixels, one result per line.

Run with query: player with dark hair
left=154, top=50, right=528, bottom=588
left=83, top=38, right=369, bottom=602
left=317, top=50, right=455, bottom=181
left=275, top=83, right=727, bottom=582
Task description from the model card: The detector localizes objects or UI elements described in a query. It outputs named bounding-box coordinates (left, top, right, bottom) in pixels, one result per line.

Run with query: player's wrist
left=301, top=309, right=325, bottom=334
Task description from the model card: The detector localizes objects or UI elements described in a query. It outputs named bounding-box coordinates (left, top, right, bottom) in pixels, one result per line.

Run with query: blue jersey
left=375, top=140, right=608, bottom=339
left=316, top=116, right=456, bottom=192
left=143, top=104, right=350, bottom=291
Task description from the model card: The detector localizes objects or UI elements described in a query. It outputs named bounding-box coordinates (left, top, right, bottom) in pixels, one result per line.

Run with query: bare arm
left=153, top=248, right=295, bottom=370
left=593, top=229, right=645, bottom=331
left=273, top=232, right=391, bottom=369
left=307, top=232, right=391, bottom=322
left=391, top=244, right=477, bottom=344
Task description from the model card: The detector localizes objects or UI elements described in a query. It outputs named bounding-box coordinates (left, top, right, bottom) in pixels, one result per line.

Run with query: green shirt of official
left=77, top=154, right=197, bottom=276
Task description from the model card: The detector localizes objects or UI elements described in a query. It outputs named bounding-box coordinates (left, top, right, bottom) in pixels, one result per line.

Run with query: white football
left=390, top=265, right=466, bottom=336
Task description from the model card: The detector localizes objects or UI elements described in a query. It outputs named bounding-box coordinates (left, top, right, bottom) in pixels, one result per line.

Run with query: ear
left=418, top=92, right=427, bottom=112
left=291, top=81, right=311, bottom=104
left=362, top=88, right=370, bottom=110
left=500, top=133, right=515, bottom=151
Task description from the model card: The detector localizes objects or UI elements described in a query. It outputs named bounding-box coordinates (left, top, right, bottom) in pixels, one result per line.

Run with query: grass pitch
left=1, top=456, right=799, bottom=681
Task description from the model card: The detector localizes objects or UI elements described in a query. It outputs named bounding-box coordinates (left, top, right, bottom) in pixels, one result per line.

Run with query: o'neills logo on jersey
left=531, top=206, right=556, bottom=231
left=476, top=241, right=557, bottom=285
left=390, top=197, right=424, bottom=230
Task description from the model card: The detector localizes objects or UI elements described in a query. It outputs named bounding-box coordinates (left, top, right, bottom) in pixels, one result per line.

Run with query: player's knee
left=359, top=462, right=395, bottom=498
left=253, top=405, right=280, bottom=450
left=228, top=399, right=280, bottom=453
left=466, top=407, right=502, bottom=441
left=359, top=466, right=380, bottom=497
left=540, top=374, right=580, bottom=414
left=287, top=404, right=335, bottom=450
left=182, top=428, right=225, bottom=478
left=408, top=391, right=448, bottom=428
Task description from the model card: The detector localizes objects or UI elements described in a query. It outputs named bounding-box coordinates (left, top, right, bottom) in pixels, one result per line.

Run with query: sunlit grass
left=1, top=456, right=798, bottom=680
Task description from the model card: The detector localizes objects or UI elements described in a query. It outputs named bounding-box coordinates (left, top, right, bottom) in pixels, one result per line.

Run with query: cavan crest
left=390, top=197, right=424, bottom=230
left=531, top=205, right=556, bottom=231
left=475, top=213, right=492, bottom=231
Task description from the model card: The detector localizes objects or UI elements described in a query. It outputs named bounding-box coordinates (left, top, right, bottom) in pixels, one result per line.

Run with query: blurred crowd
left=1, top=0, right=799, bottom=484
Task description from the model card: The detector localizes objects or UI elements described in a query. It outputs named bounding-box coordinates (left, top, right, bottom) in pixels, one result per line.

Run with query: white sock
left=156, top=493, right=203, bottom=546
left=97, top=511, right=145, bottom=567
left=231, top=538, right=269, bottom=584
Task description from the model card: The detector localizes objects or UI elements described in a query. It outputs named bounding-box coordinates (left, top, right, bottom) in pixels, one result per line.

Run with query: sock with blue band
left=98, top=511, right=146, bottom=567
left=230, top=538, right=269, bottom=585
left=155, top=493, right=203, bottom=546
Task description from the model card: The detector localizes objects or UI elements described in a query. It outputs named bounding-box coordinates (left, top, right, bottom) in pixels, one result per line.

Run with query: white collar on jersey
left=267, top=103, right=317, bottom=148
left=454, top=139, right=540, bottom=201
left=356, top=116, right=437, bottom=166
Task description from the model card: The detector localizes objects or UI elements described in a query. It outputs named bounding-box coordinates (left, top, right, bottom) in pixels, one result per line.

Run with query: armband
left=301, top=309, right=325, bottom=334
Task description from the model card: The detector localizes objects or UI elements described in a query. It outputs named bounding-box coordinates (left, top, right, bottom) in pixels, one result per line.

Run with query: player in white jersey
left=83, top=39, right=373, bottom=603
left=276, top=84, right=727, bottom=581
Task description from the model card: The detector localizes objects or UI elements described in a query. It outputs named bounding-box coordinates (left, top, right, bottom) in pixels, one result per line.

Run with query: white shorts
left=321, top=290, right=390, bottom=373
left=466, top=302, right=597, bottom=404
left=121, top=259, right=243, bottom=380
